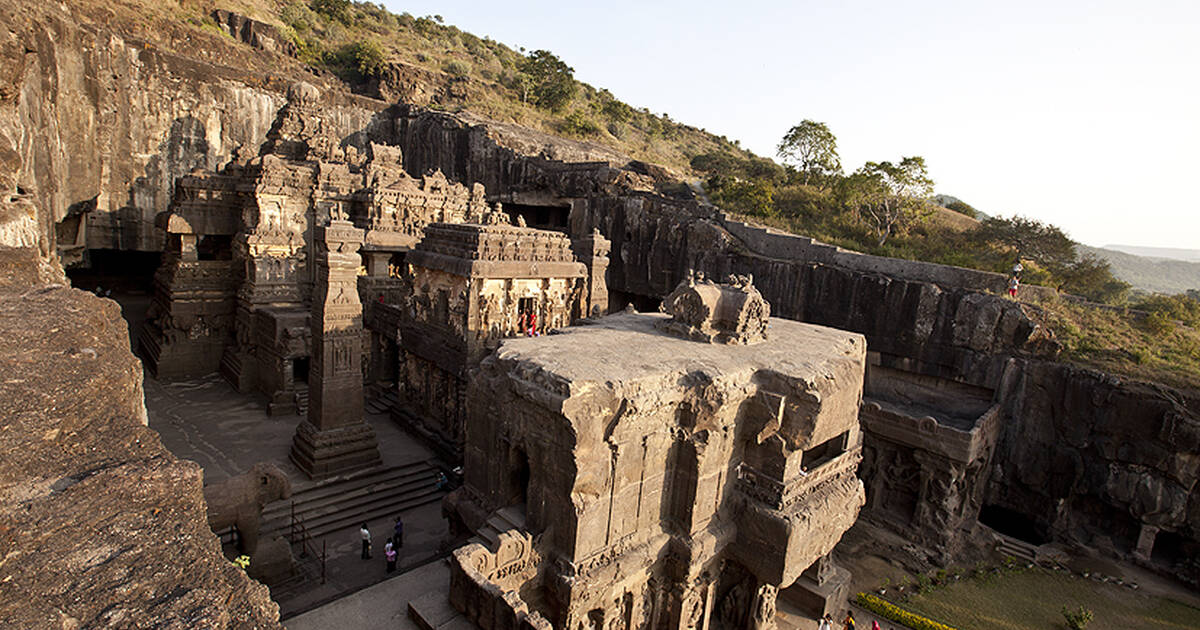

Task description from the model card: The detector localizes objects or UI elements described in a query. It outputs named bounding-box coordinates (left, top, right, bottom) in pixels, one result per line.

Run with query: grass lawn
left=898, top=568, right=1200, bottom=630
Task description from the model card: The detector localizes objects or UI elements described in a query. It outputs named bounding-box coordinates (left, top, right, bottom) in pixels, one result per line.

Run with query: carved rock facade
left=447, top=299, right=867, bottom=630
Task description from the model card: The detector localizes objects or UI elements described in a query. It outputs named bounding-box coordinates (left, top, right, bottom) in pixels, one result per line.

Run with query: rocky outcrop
left=989, top=361, right=1200, bottom=550
left=0, top=0, right=387, bottom=266
left=211, top=10, right=298, bottom=57
left=0, top=246, right=281, bottom=628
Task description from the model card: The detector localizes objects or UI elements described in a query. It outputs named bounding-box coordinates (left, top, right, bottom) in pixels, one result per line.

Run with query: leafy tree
left=777, top=120, right=841, bottom=185
left=1057, top=254, right=1130, bottom=304
left=945, top=200, right=977, bottom=218
left=975, top=215, right=1077, bottom=272
left=517, top=50, right=576, bottom=112
left=840, top=156, right=935, bottom=246
left=330, top=39, right=387, bottom=80
left=710, top=179, right=775, bottom=217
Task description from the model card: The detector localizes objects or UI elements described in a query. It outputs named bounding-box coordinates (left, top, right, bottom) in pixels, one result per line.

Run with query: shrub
left=856, top=593, right=958, bottom=630
left=328, top=39, right=387, bottom=80
left=311, top=0, right=353, bottom=24
left=1062, top=605, right=1093, bottom=630
left=561, top=111, right=601, bottom=137
left=443, top=60, right=471, bottom=77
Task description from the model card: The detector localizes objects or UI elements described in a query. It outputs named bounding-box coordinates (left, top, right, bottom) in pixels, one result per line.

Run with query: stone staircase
left=471, top=504, right=527, bottom=551
left=409, top=505, right=527, bottom=630
left=293, top=385, right=308, bottom=416
left=994, top=532, right=1038, bottom=563
left=365, top=387, right=400, bottom=416
left=259, top=461, right=444, bottom=544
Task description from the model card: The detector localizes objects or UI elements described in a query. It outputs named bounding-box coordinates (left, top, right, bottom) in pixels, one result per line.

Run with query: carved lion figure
left=204, top=462, right=292, bottom=556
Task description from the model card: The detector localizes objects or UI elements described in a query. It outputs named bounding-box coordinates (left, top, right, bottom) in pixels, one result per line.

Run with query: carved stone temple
left=289, top=217, right=380, bottom=479
left=444, top=276, right=867, bottom=629
left=390, top=222, right=607, bottom=455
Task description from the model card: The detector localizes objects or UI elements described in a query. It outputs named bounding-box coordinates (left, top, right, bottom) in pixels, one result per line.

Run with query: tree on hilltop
left=777, top=120, right=841, bottom=186
left=840, top=156, right=934, bottom=246
left=976, top=215, right=1077, bottom=271
left=517, top=50, right=577, bottom=112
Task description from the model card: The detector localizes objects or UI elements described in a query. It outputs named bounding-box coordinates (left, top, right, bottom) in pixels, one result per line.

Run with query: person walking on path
left=842, top=611, right=856, bottom=630
left=393, top=515, right=404, bottom=548
left=818, top=613, right=833, bottom=630
left=1007, top=274, right=1019, bottom=298
left=384, top=540, right=397, bottom=573
left=360, top=522, right=372, bottom=559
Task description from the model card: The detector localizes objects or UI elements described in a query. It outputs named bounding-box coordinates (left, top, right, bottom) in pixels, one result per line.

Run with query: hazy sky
left=380, top=1, right=1199, bottom=250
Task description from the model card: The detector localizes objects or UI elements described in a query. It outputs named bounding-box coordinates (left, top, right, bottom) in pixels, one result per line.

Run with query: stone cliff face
left=0, top=246, right=281, bottom=628
left=990, top=361, right=1200, bottom=551
left=0, top=1, right=387, bottom=264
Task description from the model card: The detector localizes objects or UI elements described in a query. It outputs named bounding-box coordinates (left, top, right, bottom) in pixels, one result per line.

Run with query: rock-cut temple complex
left=2, top=7, right=1198, bottom=625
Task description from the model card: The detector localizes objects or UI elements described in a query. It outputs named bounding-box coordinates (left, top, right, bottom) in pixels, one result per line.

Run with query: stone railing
left=448, top=530, right=551, bottom=630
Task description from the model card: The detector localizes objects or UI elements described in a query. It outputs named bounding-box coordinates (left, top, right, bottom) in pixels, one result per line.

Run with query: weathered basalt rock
left=0, top=247, right=281, bottom=628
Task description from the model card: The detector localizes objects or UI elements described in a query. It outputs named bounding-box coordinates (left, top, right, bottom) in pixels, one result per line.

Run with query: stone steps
left=294, top=386, right=309, bottom=416
left=260, top=462, right=444, bottom=543
left=365, top=389, right=399, bottom=416
left=472, top=504, right=526, bottom=551
left=995, top=533, right=1038, bottom=563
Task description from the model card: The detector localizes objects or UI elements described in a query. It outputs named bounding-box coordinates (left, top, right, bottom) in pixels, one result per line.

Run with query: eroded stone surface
left=449, top=309, right=867, bottom=628
left=0, top=247, right=281, bottom=628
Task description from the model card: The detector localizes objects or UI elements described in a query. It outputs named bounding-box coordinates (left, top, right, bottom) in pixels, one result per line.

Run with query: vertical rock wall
left=0, top=246, right=282, bottom=628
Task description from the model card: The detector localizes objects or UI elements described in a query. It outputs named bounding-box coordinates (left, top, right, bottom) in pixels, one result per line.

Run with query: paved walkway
left=142, top=370, right=450, bottom=619
left=286, top=558, right=451, bottom=630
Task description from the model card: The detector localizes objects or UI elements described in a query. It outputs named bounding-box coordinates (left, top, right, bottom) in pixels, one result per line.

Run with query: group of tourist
left=518, top=310, right=540, bottom=337
left=817, top=611, right=890, bottom=630
left=359, top=516, right=405, bottom=573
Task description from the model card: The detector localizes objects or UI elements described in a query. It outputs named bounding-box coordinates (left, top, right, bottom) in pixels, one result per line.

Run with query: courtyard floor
left=143, top=370, right=450, bottom=620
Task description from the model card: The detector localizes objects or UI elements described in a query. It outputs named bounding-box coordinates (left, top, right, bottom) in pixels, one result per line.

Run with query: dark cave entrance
left=607, top=289, right=662, bottom=314
left=66, top=249, right=161, bottom=351
left=507, top=446, right=531, bottom=508
left=979, top=504, right=1048, bottom=545
left=502, top=203, right=570, bottom=232
left=292, top=356, right=311, bottom=385
left=1150, top=530, right=1190, bottom=568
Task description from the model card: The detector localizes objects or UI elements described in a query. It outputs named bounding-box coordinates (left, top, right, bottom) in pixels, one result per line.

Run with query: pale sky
left=380, top=0, right=1200, bottom=250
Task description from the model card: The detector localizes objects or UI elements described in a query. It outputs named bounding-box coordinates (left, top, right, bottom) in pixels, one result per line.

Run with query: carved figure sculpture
left=203, top=462, right=292, bottom=555
left=751, top=583, right=777, bottom=630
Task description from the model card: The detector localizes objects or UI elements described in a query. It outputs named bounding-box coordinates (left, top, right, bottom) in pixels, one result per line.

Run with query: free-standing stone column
left=290, top=218, right=380, bottom=479
left=571, top=228, right=611, bottom=318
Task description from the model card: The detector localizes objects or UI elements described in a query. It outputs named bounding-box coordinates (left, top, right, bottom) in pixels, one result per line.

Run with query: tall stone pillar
left=571, top=228, right=611, bottom=318
left=290, top=218, right=381, bottom=479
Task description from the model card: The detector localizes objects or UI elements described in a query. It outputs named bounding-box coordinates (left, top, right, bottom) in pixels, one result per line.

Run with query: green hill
left=1079, top=245, right=1200, bottom=295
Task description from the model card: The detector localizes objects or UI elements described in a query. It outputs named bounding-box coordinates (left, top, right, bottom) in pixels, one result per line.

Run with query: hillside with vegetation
left=1080, top=245, right=1200, bottom=295
left=175, top=0, right=754, bottom=177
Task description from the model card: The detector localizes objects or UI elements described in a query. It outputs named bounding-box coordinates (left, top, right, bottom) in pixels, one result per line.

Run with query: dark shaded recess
left=66, top=249, right=160, bottom=294
left=979, top=503, right=1048, bottom=545
left=502, top=203, right=569, bottom=232
left=607, top=289, right=661, bottom=314
left=802, top=431, right=848, bottom=470
left=292, top=356, right=310, bottom=384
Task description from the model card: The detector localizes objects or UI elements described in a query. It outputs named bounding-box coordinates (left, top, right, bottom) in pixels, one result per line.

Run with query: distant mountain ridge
left=1103, top=245, right=1200, bottom=263
left=1081, top=245, right=1200, bottom=294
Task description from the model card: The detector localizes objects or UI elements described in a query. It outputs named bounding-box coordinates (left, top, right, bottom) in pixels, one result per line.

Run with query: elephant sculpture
left=204, top=462, right=292, bottom=556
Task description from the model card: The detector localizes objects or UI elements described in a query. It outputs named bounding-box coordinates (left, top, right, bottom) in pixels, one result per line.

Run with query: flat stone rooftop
left=494, top=311, right=865, bottom=388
